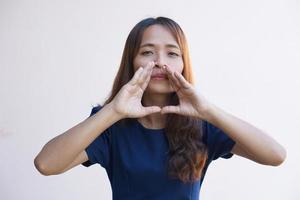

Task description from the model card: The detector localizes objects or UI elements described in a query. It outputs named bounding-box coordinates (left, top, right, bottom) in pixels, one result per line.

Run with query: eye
left=168, top=52, right=180, bottom=57
left=141, top=51, right=153, bottom=56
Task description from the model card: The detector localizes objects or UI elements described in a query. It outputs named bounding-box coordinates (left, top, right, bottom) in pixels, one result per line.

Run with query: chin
left=145, top=82, right=174, bottom=94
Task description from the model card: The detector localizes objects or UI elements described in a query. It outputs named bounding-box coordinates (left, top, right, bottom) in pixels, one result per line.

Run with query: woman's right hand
left=109, top=61, right=161, bottom=118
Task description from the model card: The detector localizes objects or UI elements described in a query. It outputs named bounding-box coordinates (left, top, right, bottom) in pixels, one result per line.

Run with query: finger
left=164, top=65, right=181, bottom=87
left=143, top=106, right=161, bottom=115
left=140, top=61, right=155, bottom=90
left=129, top=66, right=144, bottom=85
left=137, top=61, right=155, bottom=86
left=174, top=71, right=191, bottom=89
left=164, top=72, right=180, bottom=93
left=161, top=106, right=180, bottom=114
left=141, top=68, right=153, bottom=90
left=167, top=73, right=180, bottom=92
left=163, top=65, right=181, bottom=90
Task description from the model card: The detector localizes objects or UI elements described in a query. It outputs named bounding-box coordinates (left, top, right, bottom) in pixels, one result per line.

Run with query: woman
left=34, top=16, right=286, bottom=199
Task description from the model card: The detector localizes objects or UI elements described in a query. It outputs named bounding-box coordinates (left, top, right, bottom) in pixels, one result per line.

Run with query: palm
left=111, top=61, right=161, bottom=118
left=114, top=83, right=147, bottom=118
left=176, top=91, right=199, bottom=116
left=161, top=65, right=210, bottom=119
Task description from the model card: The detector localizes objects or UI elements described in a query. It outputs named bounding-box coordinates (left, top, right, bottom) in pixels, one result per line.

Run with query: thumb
left=161, top=106, right=180, bottom=114
left=142, top=106, right=161, bottom=115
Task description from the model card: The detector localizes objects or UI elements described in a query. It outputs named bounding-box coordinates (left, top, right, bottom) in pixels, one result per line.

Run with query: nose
left=154, top=56, right=166, bottom=69
left=154, top=62, right=161, bottom=68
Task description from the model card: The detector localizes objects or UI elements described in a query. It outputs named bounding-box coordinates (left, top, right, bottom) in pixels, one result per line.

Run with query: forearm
left=34, top=102, right=122, bottom=174
left=203, top=103, right=286, bottom=165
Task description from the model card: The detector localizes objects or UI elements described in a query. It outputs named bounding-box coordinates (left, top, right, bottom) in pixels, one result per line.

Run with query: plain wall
left=0, top=0, right=299, bottom=199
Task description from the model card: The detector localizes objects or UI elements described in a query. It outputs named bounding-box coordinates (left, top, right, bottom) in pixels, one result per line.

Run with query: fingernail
left=165, top=66, right=171, bottom=73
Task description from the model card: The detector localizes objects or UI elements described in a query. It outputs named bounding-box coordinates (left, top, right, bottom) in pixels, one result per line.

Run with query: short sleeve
left=203, top=120, right=236, bottom=161
left=81, top=105, right=112, bottom=169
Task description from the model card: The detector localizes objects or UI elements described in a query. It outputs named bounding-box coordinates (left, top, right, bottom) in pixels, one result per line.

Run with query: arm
left=34, top=61, right=160, bottom=176
left=204, top=103, right=287, bottom=166
left=159, top=65, right=286, bottom=166
left=34, top=103, right=122, bottom=176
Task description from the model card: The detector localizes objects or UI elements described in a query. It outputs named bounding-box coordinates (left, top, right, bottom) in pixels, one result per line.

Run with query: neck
left=139, top=92, right=171, bottom=129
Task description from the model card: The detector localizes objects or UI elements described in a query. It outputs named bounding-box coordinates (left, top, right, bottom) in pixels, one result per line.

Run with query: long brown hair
left=102, top=16, right=208, bottom=183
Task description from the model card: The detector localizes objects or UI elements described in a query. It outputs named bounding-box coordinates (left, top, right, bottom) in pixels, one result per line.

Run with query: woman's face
left=133, top=24, right=184, bottom=94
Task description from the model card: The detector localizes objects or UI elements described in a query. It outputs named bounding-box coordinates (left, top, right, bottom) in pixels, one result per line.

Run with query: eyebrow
left=139, top=43, right=180, bottom=50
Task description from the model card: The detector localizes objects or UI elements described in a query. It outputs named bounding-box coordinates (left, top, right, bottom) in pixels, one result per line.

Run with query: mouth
left=151, top=74, right=168, bottom=80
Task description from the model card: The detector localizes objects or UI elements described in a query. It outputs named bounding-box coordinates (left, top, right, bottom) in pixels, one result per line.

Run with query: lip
left=151, top=74, right=167, bottom=80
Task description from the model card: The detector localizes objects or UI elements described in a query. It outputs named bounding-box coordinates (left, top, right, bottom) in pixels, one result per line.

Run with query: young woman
left=34, top=16, right=286, bottom=199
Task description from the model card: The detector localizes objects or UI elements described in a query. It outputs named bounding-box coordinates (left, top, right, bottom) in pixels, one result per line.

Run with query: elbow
left=34, top=157, right=54, bottom=176
left=270, top=147, right=287, bottom=166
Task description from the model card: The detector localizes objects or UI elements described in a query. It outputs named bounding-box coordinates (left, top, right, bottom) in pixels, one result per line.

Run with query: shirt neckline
left=135, top=118, right=165, bottom=132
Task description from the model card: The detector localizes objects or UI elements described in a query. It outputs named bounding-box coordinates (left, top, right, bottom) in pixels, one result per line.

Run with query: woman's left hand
left=161, top=64, right=212, bottom=120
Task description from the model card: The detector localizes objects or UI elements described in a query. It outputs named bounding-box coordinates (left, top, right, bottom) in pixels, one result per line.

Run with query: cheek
left=133, top=56, right=151, bottom=71
left=133, top=59, right=139, bottom=72
left=179, top=65, right=184, bottom=73
left=173, top=63, right=184, bottom=74
left=169, top=58, right=183, bottom=72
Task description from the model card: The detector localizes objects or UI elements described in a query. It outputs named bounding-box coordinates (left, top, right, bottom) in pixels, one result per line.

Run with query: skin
left=35, top=24, right=286, bottom=176
left=133, top=24, right=186, bottom=129
left=111, top=24, right=287, bottom=166
left=130, top=24, right=212, bottom=129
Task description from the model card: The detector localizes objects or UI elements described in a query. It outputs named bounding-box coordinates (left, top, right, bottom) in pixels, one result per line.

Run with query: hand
left=110, top=61, right=161, bottom=118
left=160, top=64, right=212, bottom=120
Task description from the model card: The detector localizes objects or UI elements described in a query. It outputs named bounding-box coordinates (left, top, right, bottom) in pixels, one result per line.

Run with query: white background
left=0, top=0, right=299, bottom=199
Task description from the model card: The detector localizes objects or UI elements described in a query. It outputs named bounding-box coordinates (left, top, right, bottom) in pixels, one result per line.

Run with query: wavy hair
left=102, top=16, right=208, bottom=183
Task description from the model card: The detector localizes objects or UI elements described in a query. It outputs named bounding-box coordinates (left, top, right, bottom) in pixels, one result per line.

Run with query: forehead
left=140, top=24, right=178, bottom=46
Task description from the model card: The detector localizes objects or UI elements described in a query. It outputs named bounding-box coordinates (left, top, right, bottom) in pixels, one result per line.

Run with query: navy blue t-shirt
left=81, top=105, right=236, bottom=200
